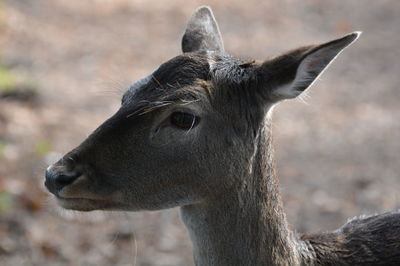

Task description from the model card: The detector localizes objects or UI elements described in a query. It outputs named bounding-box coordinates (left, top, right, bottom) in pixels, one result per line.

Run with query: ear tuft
left=181, top=6, right=224, bottom=53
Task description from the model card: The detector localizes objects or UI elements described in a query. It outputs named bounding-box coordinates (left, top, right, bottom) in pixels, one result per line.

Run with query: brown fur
left=44, top=6, right=399, bottom=266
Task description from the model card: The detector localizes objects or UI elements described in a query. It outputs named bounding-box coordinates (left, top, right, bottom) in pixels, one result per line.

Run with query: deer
left=44, top=6, right=400, bottom=266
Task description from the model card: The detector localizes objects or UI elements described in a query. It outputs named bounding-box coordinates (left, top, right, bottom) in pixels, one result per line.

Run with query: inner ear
left=181, top=6, right=224, bottom=53
left=291, top=33, right=361, bottom=93
left=257, top=32, right=361, bottom=101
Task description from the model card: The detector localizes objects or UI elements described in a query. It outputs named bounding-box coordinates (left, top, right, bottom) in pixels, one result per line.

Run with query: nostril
left=45, top=168, right=81, bottom=194
left=55, top=171, right=81, bottom=186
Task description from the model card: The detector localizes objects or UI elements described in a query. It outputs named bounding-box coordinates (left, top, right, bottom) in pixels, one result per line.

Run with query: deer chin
left=55, top=196, right=130, bottom=211
left=55, top=184, right=128, bottom=211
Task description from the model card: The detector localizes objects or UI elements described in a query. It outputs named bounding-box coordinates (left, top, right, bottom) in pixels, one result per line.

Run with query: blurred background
left=0, top=0, right=399, bottom=265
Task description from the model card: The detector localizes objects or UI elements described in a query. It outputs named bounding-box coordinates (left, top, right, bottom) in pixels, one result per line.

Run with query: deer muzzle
left=45, top=162, right=82, bottom=196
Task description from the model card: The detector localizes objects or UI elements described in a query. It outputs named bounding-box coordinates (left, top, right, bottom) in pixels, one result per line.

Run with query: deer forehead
left=121, top=52, right=253, bottom=110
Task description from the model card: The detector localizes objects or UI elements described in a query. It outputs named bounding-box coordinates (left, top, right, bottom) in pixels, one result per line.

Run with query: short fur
left=45, top=6, right=400, bottom=266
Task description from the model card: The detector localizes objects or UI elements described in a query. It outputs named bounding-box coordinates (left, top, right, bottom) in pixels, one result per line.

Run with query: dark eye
left=170, top=112, right=199, bottom=130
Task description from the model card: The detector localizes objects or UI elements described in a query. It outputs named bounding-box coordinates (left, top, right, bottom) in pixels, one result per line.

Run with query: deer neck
left=180, top=123, right=303, bottom=266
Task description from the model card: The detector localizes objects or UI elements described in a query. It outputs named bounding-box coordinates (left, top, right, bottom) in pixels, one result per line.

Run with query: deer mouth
left=55, top=195, right=129, bottom=211
left=56, top=196, right=102, bottom=211
left=45, top=166, right=129, bottom=211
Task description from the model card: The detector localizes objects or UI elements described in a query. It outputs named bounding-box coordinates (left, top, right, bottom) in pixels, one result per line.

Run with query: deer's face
left=46, top=53, right=252, bottom=211
left=44, top=7, right=359, bottom=211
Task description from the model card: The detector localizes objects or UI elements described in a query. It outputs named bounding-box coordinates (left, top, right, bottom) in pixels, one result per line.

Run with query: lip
left=54, top=195, right=130, bottom=211
left=55, top=196, right=99, bottom=211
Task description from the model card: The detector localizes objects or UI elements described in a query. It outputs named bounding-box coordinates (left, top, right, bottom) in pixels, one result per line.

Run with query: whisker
left=185, top=115, right=197, bottom=136
left=126, top=101, right=174, bottom=118
left=123, top=213, right=138, bottom=266
left=151, top=75, right=164, bottom=90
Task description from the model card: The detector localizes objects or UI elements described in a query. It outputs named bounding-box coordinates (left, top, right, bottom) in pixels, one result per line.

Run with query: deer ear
left=257, top=32, right=361, bottom=101
left=182, top=6, right=224, bottom=53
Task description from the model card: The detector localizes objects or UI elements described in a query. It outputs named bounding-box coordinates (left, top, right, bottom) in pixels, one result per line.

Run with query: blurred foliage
left=0, top=65, right=17, bottom=93
left=0, top=65, right=38, bottom=102
left=0, top=0, right=4, bottom=24
left=0, top=191, right=14, bottom=213
left=35, top=140, right=52, bottom=157
left=0, top=140, right=5, bottom=158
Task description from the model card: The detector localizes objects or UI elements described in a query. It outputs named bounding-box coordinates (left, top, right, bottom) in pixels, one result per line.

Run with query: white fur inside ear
left=201, top=15, right=213, bottom=33
left=182, top=6, right=224, bottom=53
left=272, top=32, right=360, bottom=100
left=292, top=45, right=345, bottom=91
left=273, top=46, right=345, bottom=100
left=272, top=83, right=300, bottom=99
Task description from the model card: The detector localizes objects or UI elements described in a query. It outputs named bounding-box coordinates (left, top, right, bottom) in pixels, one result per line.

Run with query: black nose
left=45, top=167, right=81, bottom=195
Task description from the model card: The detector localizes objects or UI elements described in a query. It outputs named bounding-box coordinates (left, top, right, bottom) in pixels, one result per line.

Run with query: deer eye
left=170, top=112, right=199, bottom=130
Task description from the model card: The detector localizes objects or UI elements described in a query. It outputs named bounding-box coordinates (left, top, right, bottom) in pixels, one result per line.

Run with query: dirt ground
left=0, top=0, right=399, bottom=265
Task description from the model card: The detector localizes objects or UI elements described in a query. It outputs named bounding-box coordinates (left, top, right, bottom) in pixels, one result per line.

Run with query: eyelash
left=170, top=112, right=200, bottom=130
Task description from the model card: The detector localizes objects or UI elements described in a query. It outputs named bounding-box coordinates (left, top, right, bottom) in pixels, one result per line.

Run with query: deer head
left=45, top=6, right=360, bottom=212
